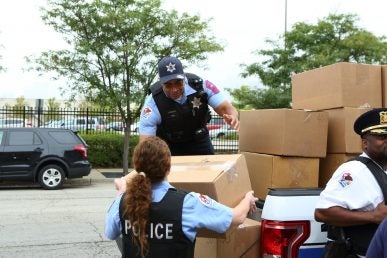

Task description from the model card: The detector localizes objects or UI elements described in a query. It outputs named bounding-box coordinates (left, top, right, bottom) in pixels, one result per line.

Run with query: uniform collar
left=152, top=180, right=174, bottom=191
left=361, top=152, right=386, bottom=172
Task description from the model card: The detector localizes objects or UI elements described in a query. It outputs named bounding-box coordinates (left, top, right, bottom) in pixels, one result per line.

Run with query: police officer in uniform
left=366, top=218, right=387, bottom=258
left=105, top=136, right=257, bottom=258
left=315, top=108, right=387, bottom=257
left=139, top=56, right=239, bottom=156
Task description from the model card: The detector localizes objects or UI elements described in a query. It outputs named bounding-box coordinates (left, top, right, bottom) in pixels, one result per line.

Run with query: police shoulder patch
left=338, top=172, right=353, bottom=188
left=196, top=193, right=214, bottom=208
left=141, top=106, right=152, bottom=118
left=205, top=80, right=219, bottom=94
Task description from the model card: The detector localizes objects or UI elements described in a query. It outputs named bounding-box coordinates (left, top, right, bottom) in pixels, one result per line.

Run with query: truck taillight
left=261, top=220, right=310, bottom=258
left=74, top=145, right=87, bottom=158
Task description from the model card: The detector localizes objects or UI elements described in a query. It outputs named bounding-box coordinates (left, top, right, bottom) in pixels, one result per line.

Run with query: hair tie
left=138, top=172, right=146, bottom=177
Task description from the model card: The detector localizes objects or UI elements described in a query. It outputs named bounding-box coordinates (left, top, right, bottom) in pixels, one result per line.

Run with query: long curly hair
left=122, top=136, right=171, bottom=258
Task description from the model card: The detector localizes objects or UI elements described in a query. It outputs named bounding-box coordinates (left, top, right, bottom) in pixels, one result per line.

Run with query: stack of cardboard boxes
left=292, top=62, right=383, bottom=187
left=239, top=109, right=328, bottom=200
left=239, top=62, right=386, bottom=199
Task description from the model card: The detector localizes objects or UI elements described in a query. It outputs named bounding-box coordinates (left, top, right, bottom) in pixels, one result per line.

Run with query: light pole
left=284, top=0, right=288, bottom=49
left=284, top=0, right=288, bottom=35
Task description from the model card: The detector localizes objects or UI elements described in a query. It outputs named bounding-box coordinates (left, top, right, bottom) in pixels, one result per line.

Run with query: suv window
left=49, top=131, right=79, bottom=144
left=9, top=131, right=42, bottom=145
left=76, top=119, right=86, bottom=125
left=0, top=131, right=4, bottom=145
left=211, top=117, right=224, bottom=125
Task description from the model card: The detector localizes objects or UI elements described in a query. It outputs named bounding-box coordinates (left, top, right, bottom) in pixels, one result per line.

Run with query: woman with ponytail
left=105, top=136, right=257, bottom=258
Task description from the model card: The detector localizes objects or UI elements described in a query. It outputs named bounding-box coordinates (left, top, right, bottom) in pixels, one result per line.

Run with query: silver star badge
left=191, top=96, right=202, bottom=109
left=166, top=62, right=176, bottom=73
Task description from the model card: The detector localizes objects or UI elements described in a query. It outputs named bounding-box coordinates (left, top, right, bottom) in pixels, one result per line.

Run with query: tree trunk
left=122, top=127, right=130, bottom=175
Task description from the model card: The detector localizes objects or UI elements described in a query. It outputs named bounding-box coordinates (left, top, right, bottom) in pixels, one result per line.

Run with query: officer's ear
left=361, top=134, right=370, bottom=150
left=165, top=163, right=171, bottom=175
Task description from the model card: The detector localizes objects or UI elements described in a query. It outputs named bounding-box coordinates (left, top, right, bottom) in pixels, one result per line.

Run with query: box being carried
left=168, top=154, right=252, bottom=238
left=194, top=218, right=261, bottom=258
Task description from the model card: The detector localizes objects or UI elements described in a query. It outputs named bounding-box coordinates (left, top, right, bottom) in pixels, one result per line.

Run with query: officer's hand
left=373, top=201, right=387, bottom=223
left=114, top=177, right=127, bottom=195
left=223, top=114, right=240, bottom=131
left=245, top=190, right=258, bottom=215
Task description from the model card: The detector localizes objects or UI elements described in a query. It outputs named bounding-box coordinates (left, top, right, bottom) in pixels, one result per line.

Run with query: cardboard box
left=325, top=107, right=371, bottom=153
left=239, top=109, right=328, bottom=158
left=243, top=152, right=319, bottom=200
left=319, top=153, right=358, bottom=187
left=292, top=62, right=382, bottom=110
left=168, top=154, right=252, bottom=238
left=382, top=65, right=387, bottom=107
left=195, top=238, right=217, bottom=258
left=194, top=219, right=261, bottom=258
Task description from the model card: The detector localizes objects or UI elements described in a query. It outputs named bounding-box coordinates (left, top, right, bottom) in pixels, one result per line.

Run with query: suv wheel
left=38, top=165, right=65, bottom=190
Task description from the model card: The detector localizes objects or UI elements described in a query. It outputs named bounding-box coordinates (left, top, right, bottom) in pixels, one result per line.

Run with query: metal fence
left=0, top=106, right=239, bottom=153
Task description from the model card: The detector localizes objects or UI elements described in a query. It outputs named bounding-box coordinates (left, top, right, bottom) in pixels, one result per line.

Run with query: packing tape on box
left=224, top=161, right=239, bottom=183
left=171, top=161, right=237, bottom=173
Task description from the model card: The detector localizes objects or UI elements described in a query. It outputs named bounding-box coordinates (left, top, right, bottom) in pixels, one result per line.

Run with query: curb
left=0, top=168, right=125, bottom=188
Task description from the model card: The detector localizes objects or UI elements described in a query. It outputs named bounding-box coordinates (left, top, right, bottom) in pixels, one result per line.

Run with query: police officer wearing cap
left=315, top=108, right=387, bottom=257
left=138, top=56, right=239, bottom=155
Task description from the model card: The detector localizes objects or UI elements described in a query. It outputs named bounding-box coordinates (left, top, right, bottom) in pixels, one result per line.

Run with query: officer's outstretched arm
left=231, top=191, right=257, bottom=226
left=213, top=100, right=239, bottom=130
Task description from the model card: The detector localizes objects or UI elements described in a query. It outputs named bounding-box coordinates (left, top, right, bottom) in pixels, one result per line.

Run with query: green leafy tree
left=29, top=0, right=223, bottom=173
left=235, top=13, right=387, bottom=109
left=226, top=85, right=291, bottom=109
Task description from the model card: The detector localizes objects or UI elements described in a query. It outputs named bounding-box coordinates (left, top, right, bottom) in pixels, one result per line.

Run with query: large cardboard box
left=243, top=152, right=319, bottom=200
left=168, top=154, right=252, bottom=238
left=382, top=65, right=387, bottom=107
left=194, top=218, right=261, bottom=258
left=239, top=109, right=328, bottom=158
left=325, top=107, right=371, bottom=154
left=292, top=62, right=382, bottom=110
left=319, top=153, right=358, bottom=188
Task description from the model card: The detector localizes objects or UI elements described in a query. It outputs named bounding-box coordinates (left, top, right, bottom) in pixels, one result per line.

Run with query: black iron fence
left=0, top=106, right=239, bottom=153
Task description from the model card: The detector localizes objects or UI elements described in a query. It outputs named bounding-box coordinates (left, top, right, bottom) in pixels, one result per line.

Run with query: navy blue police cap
left=353, top=108, right=387, bottom=135
left=158, top=56, right=185, bottom=84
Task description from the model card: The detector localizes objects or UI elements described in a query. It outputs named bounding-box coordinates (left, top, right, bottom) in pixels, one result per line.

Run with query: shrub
left=80, top=133, right=139, bottom=168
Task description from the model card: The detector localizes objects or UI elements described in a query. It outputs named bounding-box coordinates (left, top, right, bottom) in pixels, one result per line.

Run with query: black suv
left=0, top=128, right=91, bottom=190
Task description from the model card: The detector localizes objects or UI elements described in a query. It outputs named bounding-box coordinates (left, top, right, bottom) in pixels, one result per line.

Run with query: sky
left=0, top=0, right=386, bottom=100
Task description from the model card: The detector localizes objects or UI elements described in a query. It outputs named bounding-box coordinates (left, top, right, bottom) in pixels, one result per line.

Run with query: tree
left=226, top=85, right=291, bottom=109
left=29, top=0, right=223, bottom=173
left=12, top=96, right=32, bottom=119
left=44, top=98, right=62, bottom=123
left=0, top=36, right=4, bottom=72
left=234, top=13, right=387, bottom=109
left=46, top=98, right=60, bottom=110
